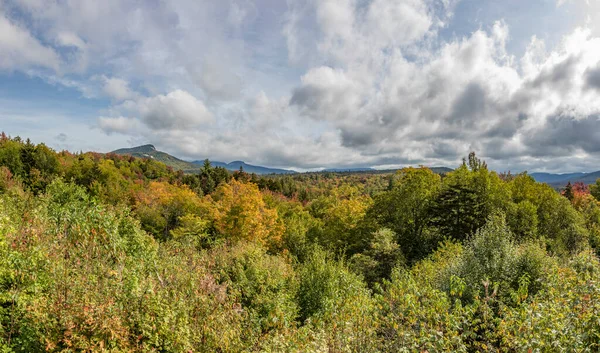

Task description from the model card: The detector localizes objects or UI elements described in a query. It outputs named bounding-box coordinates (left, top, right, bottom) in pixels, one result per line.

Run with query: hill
left=111, top=144, right=200, bottom=173
left=429, top=167, right=454, bottom=175
left=111, top=145, right=296, bottom=174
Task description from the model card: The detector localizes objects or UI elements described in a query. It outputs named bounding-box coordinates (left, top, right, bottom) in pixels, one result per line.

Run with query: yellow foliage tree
left=134, top=181, right=202, bottom=240
left=208, top=179, right=284, bottom=248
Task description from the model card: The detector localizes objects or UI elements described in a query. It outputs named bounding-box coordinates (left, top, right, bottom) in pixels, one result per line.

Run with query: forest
left=1, top=132, right=600, bottom=352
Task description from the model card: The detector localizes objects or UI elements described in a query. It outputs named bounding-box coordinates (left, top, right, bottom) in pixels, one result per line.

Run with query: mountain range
left=111, top=145, right=296, bottom=175
left=529, top=171, right=600, bottom=188
left=110, top=144, right=600, bottom=185
left=110, top=145, right=456, bottom=175
left=191, top=160, right=295, bottom=175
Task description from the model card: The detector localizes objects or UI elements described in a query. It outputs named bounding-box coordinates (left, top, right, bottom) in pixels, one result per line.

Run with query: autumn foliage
left=208, top=179, right=284, bottom=248
left=2, top=135, right=600, bottom=352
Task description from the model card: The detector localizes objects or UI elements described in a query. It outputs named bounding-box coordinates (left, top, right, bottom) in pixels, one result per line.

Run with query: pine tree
left=564, top=181, right=574, bottom=202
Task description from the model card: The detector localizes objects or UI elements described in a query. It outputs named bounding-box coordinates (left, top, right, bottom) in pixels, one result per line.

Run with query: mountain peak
left=138, top=144, right=156, bottom=152
left=112, top=144, right=156, bottom=154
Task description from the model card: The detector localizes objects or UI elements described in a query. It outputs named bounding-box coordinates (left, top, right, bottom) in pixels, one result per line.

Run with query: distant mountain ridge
left=530, top=171, right=600, bottom=187
left=322, top=167, right=376, bottom=172
left=529, top=172, right=587, bottom=184
left=110, top=145, right=296, bottom=175
left=191, top=160, right=296, bottom=175
left=110, top=144, right=455, bottom=176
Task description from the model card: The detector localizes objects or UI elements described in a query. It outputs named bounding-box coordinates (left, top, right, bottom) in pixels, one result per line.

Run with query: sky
left=1, top=0, right=600, bottom=172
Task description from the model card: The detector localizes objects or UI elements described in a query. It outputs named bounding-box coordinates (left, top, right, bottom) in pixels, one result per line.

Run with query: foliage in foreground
left=1, top=136, right=600, bottom=352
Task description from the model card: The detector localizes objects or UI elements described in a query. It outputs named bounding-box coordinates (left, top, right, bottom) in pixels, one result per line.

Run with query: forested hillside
left=2, top=133, right=600, bottom=352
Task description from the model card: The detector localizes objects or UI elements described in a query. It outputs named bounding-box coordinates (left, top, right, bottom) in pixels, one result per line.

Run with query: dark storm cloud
left=586, top=63, right=600, bottom=91
left=448, top=83, right=487, bottom=126
left=529, top=55, right=579, bottom=91
left=483, top=113, right=527, bottom=139
left=525, top=114, right=600, bottom=156
left=481, top=138, right=522, bottom=160
left=340, top=128, right=380, bottom=148
left=426, top=141, right=463, bottom=159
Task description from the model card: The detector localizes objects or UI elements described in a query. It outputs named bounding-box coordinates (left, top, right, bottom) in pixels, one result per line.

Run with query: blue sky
left=1, top=0, right=600, bottom=172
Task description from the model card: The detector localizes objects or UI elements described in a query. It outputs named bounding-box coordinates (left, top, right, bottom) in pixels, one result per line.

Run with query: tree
left=307, top=185, right=372, bottom=254
left=564, top=181, right=574, bottom=201
left=350, top=228, right=404, bottom=285
left=431, top=164, right=486, bottom=241
left=467, top=151, right=487, bottom=171
left=134, top=181, right=202, bottom=241
left=507, top=200, right=538, bottom=241
left=200, top=159, right=216, bottom=195
left=366, top=167, right=441, bottom=262
left=208, top=179, right=284, bottom=248
left=590, top=178, right=600, bottom=201
left=431, top=154, right=509, bottom=242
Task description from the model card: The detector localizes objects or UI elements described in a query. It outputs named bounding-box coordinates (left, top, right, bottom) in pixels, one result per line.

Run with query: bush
left=377, top=269, right=468, bottom=352
left=211, top=242, right=298, bottom=338
left=498, top=251, right=600, bottom=351
left=458, top=213, right=517, bottom=302
left=296, top=246, right=378, bottom=352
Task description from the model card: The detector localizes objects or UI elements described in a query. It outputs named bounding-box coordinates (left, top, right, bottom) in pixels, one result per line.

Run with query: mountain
left=319, top=166, right=453, bottom=174
left=111, top=145, right=296, bottom=175
left=571, top=171, right=600, bottom=185
left=530, top=171, right=600, bottom=188
left=429, top=167, right=454, bottom=175
left=192, top=160, right=296, bottom=175
left=322, top=167, right=376, bottom=172
left=111, top=145, right=200, bottom=172
left=110, top=144, right=453, bottom=176
left=529, top=172, right=587, bottom=184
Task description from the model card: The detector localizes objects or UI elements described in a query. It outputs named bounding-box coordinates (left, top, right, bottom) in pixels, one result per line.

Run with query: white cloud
left=0, top=11, right=60, bottom=71
left=3, top=0, right=600, bottom=171
left=102, top=76, right=137, bottom=102
left=98, top=116, right=140, bottom=135
left=289, top=7, right=600, bottom=168
left=135, top=90, right=214, bottom=130
left=99, top=90, right=214, bottom=134
left=366, top=0, right=434, bottom=46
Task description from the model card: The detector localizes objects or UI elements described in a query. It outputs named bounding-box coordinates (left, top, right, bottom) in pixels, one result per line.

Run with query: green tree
left=564, top=181, right=574, bottom=201
left=350, top=228, right=404, bottom=285
left=431, top=154, right=509, bottom=241
left=507, top=200, right=538, bottom=241
left=366, top=167, right=441, bottom=262
left=199, top=159, right=216, bottom=195
left=590, top=178, right=600, bottom=201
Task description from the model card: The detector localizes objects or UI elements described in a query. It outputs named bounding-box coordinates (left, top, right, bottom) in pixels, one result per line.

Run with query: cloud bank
left=1, top=0, right=600, bottom=172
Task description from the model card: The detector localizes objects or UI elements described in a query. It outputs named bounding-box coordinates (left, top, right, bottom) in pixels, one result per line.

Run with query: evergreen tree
left=564, top=181, right=574, bottom=202
left=200, top=159, right=216, bottom=195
